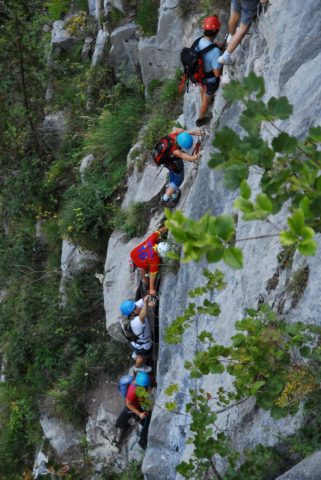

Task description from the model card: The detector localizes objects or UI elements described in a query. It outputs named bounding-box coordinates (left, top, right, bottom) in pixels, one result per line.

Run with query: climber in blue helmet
left=115, top=370, right=156, bottom=450
left=120, top=296, right=154, bottom=370
left=157, top=128, right=204, bottom=208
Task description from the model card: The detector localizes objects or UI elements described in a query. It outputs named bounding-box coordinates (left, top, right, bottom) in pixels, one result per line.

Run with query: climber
left=130, top=226, right=169, bottom=295
left=156, top=128, right=202, bottom=207
left=120, top=296, right=154, bottom=369
left=115, top=371, right=155, bottom=449
left=218, top=0, right=269, bottom=65
left=195, top=16, right=223, bottom=127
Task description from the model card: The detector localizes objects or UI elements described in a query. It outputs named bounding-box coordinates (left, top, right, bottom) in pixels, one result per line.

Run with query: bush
left=142, top=76, right=182, bottom=150
left=101, top=460, right=144, bottom=480
left=114, top=202, right=150, bottom=240
left=59, top=164, right=124, bottom=252
left=84, top=93, right=145, bottom=164
left=136, top=0, right=159, bottom=36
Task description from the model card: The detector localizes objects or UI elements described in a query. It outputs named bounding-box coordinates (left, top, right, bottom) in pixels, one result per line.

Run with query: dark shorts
left=130, top=345, right=152, bottom=357
left=169, top=169, right=184, bottom=188
left=201, top=79, right=220, bottom=96
left=231, top=0, right=259, bottom=25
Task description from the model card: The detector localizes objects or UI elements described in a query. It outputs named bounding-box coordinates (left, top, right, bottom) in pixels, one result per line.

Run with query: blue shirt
left=195, top=37, right=222, bottom=83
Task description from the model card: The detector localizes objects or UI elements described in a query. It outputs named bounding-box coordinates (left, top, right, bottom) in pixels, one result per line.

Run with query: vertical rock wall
left=141, top=1, right=321, bottom=478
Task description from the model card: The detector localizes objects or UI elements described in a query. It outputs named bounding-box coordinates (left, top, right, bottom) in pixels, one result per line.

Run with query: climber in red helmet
left=218, top=0, right=269, bottom=66
left=193, top=16, right=223, bottom=127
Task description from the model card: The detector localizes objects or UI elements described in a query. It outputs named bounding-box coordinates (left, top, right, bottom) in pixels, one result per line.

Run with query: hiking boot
left=196, top=117, right=210, bottom=127
left=171, top=189, right=181, bottom=202
left=161, top=196, right=177, bottom=208
left=218, top=53, right=234, bottom=66
left=162, top=197, right=179, bottom=208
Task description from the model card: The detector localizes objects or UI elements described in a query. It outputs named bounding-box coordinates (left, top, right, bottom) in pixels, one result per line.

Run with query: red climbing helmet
left=203, top=16, right=220, bottom=31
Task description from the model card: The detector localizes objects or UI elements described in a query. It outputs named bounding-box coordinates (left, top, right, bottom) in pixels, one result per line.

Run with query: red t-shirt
left=126, top=383, right=142, bottom=410
left=130, top=231, right=161, bottom=274
left=126, top=377, right=156, bottom=411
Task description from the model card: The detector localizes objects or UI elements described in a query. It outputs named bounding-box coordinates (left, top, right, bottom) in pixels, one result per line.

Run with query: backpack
left=118, top=374, right=134, bottom=397
left=152, top=135, right=184, bottom=173
left=119, top=318, right=140, bottom=343
left=179, top=37, right=218, bottom=92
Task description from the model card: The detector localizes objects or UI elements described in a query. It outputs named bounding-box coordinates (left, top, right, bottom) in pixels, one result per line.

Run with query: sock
left=171, top=190, right=179, bottom=200
left=223, top=51, right=232, bottom=61
left=227, top=34, right=233, bottom=44
left=162, top=194, right=170, bottom=201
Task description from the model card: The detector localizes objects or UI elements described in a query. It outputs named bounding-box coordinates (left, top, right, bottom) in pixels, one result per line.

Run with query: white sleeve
left=135, top=299, right=144, bottom=309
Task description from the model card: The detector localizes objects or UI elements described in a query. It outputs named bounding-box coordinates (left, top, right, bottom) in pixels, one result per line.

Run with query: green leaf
left=298, top=239, right=317, bottom=256
left=165, top=401, right=177, bottom=411
left=243, top=72, right=265, bottom=98
left=255, top=193, right=273, bottom=213
left=308, top=126, right=321, bottom=142
left=224, top=164, right=249, bottom=190
left=272, top=132, right=298, bottom=153
left=222, top=80, right=247, bottom=102
left=250, top=381, right=266, bottom=395
left=300, top=226, right=315, bottom=240
left=215, top=215, right=235, bottom=241
left=165, top=384, right=179, bottom=396
left=299, top=196, right=312, bottom=218
left=223, top=247, right=243, bottom=269
left=279, top=231, right=298, bottom=246
left=240, top=179, right=251, bottom=199
left=206, top=246, right=224, bottom=263
left=270, top=405, right=289, bottom=419
left=234, top=197, right=254, bottom=213
left=287, top=209, right=305, bottom=235
left=267, top=96, right=293, bottom=120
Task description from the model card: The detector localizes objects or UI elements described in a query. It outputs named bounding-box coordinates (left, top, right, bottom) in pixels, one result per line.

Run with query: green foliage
left=136, top=0, right=159, bottom=36
left=0, top=384, right=41, bottom=478
left=165, top=209, right=242, bottom=268
left=84, top=92, right=145, bottom=164
left=183, top=304, right=321, bottom=418
left=175, top=389, right=237, bottom=479
left=114, top=202, right=150, bottom=240
left=110, top=7, right=125, bottom=27
left=165, top=269, right=226, bottom=344
left=101, top=460, right=144, bottom=480
left=45, top=0, right=70, bottom=20
left=59, top=163, right=124, bottom=252
left=166, top=300, right=321, bottom=478
left=209, top=73, right=321, bottom=258
left=142, top=75, right=182, bottom=150
left=225, top=444, right=288, bottom=480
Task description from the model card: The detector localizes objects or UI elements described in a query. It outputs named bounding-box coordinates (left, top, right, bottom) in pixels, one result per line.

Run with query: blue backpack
left=118, top=375, right=134, bottom=397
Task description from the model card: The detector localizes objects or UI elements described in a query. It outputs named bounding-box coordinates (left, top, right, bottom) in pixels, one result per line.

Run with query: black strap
left=192, top=36, right=220, bottom=77
left=192, top=36, right=218, bottom=57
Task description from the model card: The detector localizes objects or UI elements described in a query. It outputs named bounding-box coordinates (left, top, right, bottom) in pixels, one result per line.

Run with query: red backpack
left=152, top=134, right=183, bottom=173
left=179, top=37, right=219, bottom=93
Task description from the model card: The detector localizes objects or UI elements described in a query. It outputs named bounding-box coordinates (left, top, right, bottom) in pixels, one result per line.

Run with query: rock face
left=40, top=414, right=82, bottom=456
left=51, top=20, right=79, bottom=51
left=139, top=0, right=321, bottom=479
left=109, top=23, right=140, bottom=76
left=276, top=451, right=321, bottom=480
left=92, top=28, right=109, bottom=66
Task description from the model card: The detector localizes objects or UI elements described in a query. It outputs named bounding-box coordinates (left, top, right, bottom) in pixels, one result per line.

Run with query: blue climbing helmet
left=177, top=132, right=193, bottom=150
left=135, top=371, right=151, bottom=387
left=120, top=299, right=136, bottom=317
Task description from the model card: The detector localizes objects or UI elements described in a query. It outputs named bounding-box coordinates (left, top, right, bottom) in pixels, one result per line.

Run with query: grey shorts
left=231, top=0, right=259, bottom=25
